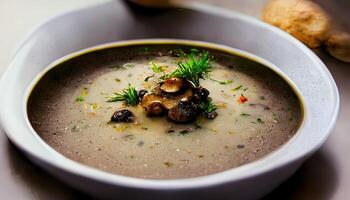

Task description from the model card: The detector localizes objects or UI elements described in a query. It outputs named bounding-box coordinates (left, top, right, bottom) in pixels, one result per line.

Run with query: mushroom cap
left=141, top=94, right=166, bottom=116
left=142, top=87, right=193, bottom=110
left=167, top=101, right=197, bottom=123
left=146, top=101, right=166, bottom=116
left=160, top=77, right=185, bottom=93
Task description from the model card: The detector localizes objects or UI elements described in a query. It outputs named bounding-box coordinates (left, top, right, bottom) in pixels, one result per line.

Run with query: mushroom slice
left=162, top=88, right=193, bottom=110
left=160, top=77, right=185, bottom=93
left=141, top=94, right=166, bottom=116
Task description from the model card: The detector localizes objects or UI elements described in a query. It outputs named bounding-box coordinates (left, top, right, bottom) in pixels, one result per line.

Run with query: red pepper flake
left=238, top=94, right=248, bottom=103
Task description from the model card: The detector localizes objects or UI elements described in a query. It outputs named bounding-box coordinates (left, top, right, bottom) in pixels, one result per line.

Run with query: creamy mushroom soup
left=27, top=43, right=302, bottom=179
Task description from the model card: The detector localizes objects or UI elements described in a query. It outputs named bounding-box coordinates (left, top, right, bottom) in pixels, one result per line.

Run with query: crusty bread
left=128, top=0, right=173, bottom=7
left=325, top=31, right=350, bottom=63
left=262, top=0, right=331, bottom=48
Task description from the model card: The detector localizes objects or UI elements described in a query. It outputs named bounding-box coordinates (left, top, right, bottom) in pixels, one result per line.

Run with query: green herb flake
left=209, top=78, right=233, bottom=85
left=232, top=85, right=243, bottom=91
left=75, top=87, right=88, bottom=102
left=149, top=61, right=163, bottom=74
left=106, top=83, right=139, bottom=106
left=75, top=96, right=85, bottom=102
left=71, top=125, right=80, bottom=132
left=115, top=78, right=121, bottom=82
left=220, top=80, right=233, bottom=84
left=199, top=99, right=217, bottom=114
left=190, top=48, right=200, bottom=54
left=240, top=113, right=251, bottom=117
left=179, top=129, right=190, bottom=135
left=257, top=118, right=264, bottom=124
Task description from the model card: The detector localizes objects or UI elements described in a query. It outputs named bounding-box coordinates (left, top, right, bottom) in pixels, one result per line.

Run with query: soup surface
left=28, top=43, right=302, bottom=179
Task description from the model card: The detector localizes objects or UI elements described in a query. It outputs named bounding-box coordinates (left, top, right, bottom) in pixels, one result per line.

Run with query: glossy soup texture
left=28, top=44, right=302, bottom=179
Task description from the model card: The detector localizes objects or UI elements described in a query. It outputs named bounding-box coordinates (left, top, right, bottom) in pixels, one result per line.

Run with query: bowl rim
left=0, top=2, right=339, bottom=190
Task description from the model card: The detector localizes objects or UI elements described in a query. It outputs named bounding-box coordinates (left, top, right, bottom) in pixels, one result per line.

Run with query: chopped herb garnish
left=115, top=78, right=121, bottom=82
left=150, top=61, right=163, bottom=73
left=232, top=85, right=242, bottom=91
left=209, top=78, right=233, bottom=85
left=75, top=87, right=88, bottom=102
left=75, top=96, right=85, bottom=102
left=199, top=99, right=217, bottom=114
left=144, top=74, right=155, bottom=82
left=240, top=113, right=251, bottom=117
left=257, top=118, right=264, bottom=124
left=106, top=84, right=139, bottom=106
left=166, top=51, right=212, bottom=86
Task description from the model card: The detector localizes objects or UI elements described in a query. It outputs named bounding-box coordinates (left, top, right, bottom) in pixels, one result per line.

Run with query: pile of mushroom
left=141, top=77, right=217, bottom=123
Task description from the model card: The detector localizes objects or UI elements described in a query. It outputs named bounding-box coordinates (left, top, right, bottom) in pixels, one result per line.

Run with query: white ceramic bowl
left=0, top=1, right=339, bottom=199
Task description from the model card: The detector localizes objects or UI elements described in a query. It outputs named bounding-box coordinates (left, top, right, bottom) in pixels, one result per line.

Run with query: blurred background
left=0, top=0, right=349, bottom=199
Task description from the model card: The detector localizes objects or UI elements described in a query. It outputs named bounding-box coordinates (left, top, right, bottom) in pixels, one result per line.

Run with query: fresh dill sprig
left=199, top=99, right=217, bottom=114
left=169, top=51, right=212, bottom=86
left=106, top=84, right=139, bottom=106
